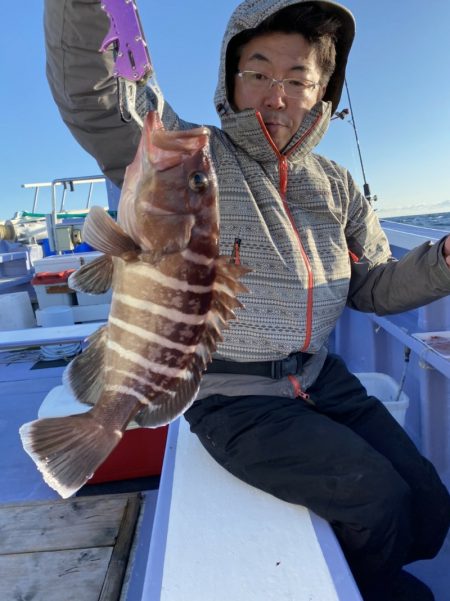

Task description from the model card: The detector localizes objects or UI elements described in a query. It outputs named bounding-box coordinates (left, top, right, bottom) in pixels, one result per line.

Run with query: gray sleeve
left=44, top=0, right=195, bottom=188
left=348, top=237, right=450, bottom=315
left=344, top=171, right=450, bottom=313
left=44, top=0, right=143, bottom=187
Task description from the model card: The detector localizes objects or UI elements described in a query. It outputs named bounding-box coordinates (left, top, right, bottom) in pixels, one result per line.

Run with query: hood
left=214, top=0, right=355, bottom=118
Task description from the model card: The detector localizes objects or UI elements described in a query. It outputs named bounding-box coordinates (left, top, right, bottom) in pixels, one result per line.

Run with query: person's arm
left=45, top=0, right=144, bottom=186
left=44, top=0, right=195, bottom=187
left=344, top=173, right=450, bottom=315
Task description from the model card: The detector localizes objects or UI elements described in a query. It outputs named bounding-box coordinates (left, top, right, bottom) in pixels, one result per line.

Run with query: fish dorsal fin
left=68, top=255, right=113, bottom=294
left=83, top=206, right=138, bottom=256
left=133, top=256, right=250, bottom=428
left=63, top=325, right=108, bottom=406
left=201, top=257, right=250, bottom=358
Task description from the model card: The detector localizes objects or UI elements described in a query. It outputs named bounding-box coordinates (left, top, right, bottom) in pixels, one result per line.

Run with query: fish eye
left=188, top=171, right=209, bottom=192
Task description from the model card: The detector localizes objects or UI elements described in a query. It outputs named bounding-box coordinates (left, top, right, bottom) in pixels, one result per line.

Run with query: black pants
left=185, top=354, right=450, bottom=600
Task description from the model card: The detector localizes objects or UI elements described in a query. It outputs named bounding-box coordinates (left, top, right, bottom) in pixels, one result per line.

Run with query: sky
left=1, top=0, right=449, bottom=221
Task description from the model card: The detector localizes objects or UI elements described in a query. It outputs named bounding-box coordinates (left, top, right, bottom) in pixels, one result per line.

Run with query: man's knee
left=332, top=463, right=412, bottom=557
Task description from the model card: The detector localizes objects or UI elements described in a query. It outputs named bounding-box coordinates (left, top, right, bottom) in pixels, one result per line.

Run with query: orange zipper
left=348, top=249, right=360, bottom=263
left=256, top=112, right=319, bottom=351
left=287, top=374, right=311, bottom=401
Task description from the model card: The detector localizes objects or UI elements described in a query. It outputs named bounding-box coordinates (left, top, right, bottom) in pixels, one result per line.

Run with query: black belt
left=206, top=352, right=312, bottom=380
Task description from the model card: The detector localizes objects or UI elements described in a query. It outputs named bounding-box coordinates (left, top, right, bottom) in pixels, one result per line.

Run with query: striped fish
left=19, top=112, right=249, bottom=498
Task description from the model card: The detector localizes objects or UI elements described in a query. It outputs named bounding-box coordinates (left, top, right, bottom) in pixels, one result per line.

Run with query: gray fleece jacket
left=44, top=0, right=450, bottom=398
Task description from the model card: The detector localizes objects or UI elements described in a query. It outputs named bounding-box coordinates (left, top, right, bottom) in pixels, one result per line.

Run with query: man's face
left=234, top=32, right=326, bottom=151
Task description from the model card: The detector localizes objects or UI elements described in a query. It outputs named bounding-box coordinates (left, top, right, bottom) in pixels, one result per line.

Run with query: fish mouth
left=143, top=112, right=210, bottom=171
left=151, top=127, right=210, bottom=152
left=149, top=127, right=210, bottom=172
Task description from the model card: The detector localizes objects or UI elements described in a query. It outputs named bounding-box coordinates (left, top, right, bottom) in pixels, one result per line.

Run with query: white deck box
left=33, top=255, right=82, bottom=274
left=76, top=288, right=112, bottom=306
left=31, top=270, right=76, bottom=309
left=355, top=372, right=409, bottom=427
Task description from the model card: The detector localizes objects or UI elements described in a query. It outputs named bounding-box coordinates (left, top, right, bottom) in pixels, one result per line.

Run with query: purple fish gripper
left=100, top=0, right=152, bottom=82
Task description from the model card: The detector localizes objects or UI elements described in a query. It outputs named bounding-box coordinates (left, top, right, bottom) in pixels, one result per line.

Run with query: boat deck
left=0, top=493, right=141, bottom=601
left=0, top=350, right=159, bottom=601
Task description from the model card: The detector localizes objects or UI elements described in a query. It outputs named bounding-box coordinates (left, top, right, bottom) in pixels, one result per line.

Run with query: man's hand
left=443, top=235, right=450, bottom=267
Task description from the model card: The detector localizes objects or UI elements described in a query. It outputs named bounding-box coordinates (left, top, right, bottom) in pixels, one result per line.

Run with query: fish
left=19, top=111, right=249, bottom=498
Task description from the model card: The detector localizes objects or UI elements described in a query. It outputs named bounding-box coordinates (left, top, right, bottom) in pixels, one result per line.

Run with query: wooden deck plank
left=0, top=496, right=130, bottom=554
left=100, top=494, right=142, bottom=601
left=0, top=547, right=113, bottom=601
left=0, top=494, right=142, bottom=601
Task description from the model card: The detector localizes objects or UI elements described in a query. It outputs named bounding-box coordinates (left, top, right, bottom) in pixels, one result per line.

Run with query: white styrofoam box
left=35, top=303, right=110, bottom=325
left=0, top=291, right=36, bottom=330
left=66, top=252, right=113, bottom=305
left=36, top=303, right=109, bottom=325
left=354, top=372, right=409, bottom=427
left=39, top=385, right=138, bottom=429
left=78, top=251, right=104, bottom=265
left=33, top=284, right=74, bottom=309
left=76, top=288, right=112, bottom=306
left=39, top=306, right=74, bottom=327
left=33, top=255, right=82, bottom=274
left=73, top=303, right=110, bottom=322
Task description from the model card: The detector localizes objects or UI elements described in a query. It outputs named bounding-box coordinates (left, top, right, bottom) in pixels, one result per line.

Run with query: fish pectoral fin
left=19, top=412, right=123, bottom=498
left=83, top=206, right=138, bottom=256
left=63, top=325, right=108, bottom=406
left=68, top=255, right=113, bottom=294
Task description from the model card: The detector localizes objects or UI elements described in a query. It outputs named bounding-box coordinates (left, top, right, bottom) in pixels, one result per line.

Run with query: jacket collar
left=220, top=100, right=332, bottom=163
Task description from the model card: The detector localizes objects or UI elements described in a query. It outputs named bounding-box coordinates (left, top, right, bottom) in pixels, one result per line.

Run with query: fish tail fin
left=19, top=412, right=122, bottom=498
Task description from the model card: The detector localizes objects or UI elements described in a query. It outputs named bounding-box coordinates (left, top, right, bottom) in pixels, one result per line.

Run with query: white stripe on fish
left=104, top=384, right=163, bottom=407
left=105, top=366, right=177, bottom=397
left=127, top=262, right=214, bottom=294
left=107, top=339, right=193, bottom=379
left=114, top=292, right=208, bottom=324
left=181, top=249, right=215, bottom=265
left=109, top=315, right=199, bottom=353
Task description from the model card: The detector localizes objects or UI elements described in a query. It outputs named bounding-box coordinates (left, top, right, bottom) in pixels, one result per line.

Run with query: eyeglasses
left=236, top=70, right=320, bottom=98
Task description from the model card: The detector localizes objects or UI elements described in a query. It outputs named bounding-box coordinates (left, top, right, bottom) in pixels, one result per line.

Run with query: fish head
left=118, top=112, right=219, bottom=257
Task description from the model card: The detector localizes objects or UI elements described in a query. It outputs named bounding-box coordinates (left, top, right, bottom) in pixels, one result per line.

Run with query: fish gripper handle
left=100, top=0, right=153, bottom=82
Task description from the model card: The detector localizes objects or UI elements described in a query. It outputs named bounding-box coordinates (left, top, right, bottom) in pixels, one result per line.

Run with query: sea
left=380, top=211, right=450, bottom=231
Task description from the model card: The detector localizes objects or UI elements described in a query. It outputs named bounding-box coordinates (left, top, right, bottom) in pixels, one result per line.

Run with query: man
left=44, top=0, right=450, bottom=599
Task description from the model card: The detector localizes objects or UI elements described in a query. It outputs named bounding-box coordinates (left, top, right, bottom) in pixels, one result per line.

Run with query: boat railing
left=333, top=219, right=450, bottom=489
left=21, top=176, right=106, bottom=213
left=20, top=176, right=107, bottom=254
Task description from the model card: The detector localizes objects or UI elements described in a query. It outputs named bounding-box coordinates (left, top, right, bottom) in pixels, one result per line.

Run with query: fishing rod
left=333, top=80, right=376, bottom=204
